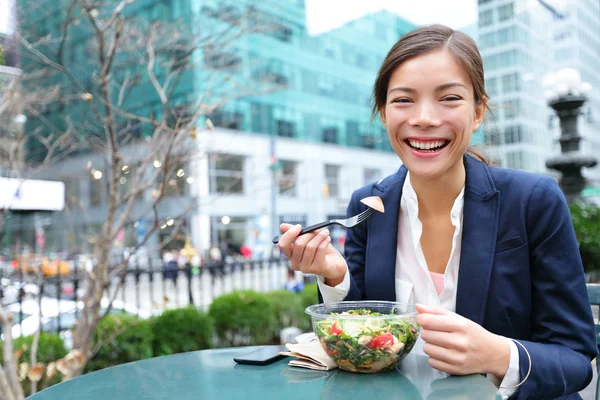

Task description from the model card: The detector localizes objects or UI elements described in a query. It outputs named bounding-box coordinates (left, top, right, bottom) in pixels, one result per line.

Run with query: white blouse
left=318, top=172, right=519, bottom=399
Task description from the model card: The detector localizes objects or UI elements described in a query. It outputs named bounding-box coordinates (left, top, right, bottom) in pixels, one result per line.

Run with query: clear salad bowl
left=305, top=301, right=420, bottom=373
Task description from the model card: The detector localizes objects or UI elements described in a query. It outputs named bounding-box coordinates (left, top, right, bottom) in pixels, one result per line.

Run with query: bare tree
left=1, top=0, right=284, bottom=381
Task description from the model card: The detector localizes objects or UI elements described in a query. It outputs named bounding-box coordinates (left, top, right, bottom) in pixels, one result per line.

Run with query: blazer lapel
left=366, top=166, right=407, bottom=302
left=455, top=155, right=500, bottom=325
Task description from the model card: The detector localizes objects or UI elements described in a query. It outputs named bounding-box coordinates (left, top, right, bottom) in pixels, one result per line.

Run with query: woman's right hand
left=277, top=223, right=348, bottom=286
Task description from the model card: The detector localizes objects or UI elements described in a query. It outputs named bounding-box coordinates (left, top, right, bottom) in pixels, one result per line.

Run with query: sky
left=0, top=0, right=478, bottom=36
left=305, top=0, right=478, bottom=35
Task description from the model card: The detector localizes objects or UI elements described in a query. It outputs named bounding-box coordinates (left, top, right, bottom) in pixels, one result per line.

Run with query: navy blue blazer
left=336, top=154, right=597, bottom=399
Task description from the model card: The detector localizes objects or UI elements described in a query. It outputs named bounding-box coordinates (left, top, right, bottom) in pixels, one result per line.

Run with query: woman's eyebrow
left=387, top=82, right=468, bottom=96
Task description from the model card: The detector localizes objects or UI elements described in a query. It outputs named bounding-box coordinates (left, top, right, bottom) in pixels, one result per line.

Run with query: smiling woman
left=276, top=24, right=597, bottom=400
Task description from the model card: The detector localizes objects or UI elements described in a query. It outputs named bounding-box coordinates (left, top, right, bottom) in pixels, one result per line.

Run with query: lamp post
left=543, top=68, right=597, bottom=205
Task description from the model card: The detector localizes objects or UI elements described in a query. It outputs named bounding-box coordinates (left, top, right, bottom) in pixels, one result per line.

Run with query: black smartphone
left=233, top=345, right=286, bottom=366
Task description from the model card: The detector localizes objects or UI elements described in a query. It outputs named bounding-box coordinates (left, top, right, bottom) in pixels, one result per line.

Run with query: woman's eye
left=392, top=98, right=412, bottom=104
left=442, top=96, right=462, bottom=102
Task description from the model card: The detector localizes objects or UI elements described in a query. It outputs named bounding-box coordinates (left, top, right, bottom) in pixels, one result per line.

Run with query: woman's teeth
left=407, top=140, right=448, bottom=152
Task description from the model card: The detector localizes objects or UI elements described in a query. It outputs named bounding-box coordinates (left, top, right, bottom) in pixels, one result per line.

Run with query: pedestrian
left=284, top=269, right=304, bottom=293
left=276, top=25, right=596, bottom=400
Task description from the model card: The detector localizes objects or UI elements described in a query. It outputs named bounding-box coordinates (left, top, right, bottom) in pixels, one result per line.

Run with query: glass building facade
left=19, top=0, right=418, bottom=158
left=477, top=0, right=555, bottom=171
left=477, top=0, right=599, bottom=184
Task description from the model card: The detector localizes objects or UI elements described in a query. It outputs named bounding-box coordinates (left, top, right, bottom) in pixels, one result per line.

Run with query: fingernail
left=294, top=224, right=302, bottom=230
left=320, top=229, right=329, bottom=235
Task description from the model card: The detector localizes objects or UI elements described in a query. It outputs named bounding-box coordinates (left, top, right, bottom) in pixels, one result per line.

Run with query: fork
left=272, top=208, right=375, bottom=244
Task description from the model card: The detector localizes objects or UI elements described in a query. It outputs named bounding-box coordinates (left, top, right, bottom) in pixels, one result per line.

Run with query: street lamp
left=543, top=68, right=597, bottom=204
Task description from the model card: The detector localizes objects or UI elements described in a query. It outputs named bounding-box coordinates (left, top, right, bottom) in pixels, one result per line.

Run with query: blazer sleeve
left=317, top=188, right=369, bottom=303
left=513, top=176, right=597, bottom=399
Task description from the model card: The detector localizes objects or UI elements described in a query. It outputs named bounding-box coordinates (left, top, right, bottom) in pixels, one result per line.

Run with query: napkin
left=280, top=341, right=338, bottom=371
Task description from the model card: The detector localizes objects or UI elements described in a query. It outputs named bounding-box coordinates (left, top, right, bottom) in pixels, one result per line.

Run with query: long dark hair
left=372, top=24, right=490, bottom=164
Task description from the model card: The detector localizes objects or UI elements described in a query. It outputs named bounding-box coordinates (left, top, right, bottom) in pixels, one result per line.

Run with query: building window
left=278, top=160, right=298, bottom=196
left=498, top=3, right=513, bottom=22
left=506, top=151, right=525, bottom=170
left=504, top=125, right=522, bottom=144
left=164, top=163, right=187, bottom=198
left=209, top=154, right=244, bottom=194
left=322, top=127, right=338, bottom=144
left=479, top=10, right=494, bottom=27
left=363, top=168, right=380, bottom=185
left=90, top=176, right=103, bottom=207
left=276, top=120, right=295, bottom=138
left=502, top=73, right=521, bottom=93
left=324, top=164, right=340, bottom=198
left=486, top=77, right=498, bottom=97
left=211, top=216, right=247, bottom=254
left=504, top=99, right=519, bottom=120
left=360, top=135, right=376, bottom=149
left=210, top=110, right=244, bottom=130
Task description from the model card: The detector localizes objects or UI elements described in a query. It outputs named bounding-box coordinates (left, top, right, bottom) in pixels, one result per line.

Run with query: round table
left=29, top=347, right=500, bottom=399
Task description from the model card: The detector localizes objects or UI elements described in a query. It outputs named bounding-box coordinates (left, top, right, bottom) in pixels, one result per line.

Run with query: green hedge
left=209, top=290, right=276, bottom=346
left=86, top=313, right=154, bottom=372
left=0, top=333, right=68, bottom=395
left=570, top=203, right=600, bottom=273
left=268, top=290, right=306, bottom=334
left=150, top=307, right=214, bottom=356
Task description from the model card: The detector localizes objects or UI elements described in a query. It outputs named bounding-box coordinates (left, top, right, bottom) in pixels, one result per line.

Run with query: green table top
left=29, top=347, right=500, bottom=399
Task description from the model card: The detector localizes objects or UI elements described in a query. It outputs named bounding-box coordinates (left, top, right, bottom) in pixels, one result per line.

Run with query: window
left=506, top=151, right=525, bottom=170
left=360, top=135, right=376, bottom=149
left=279, top=160, right=298, bottom=196
left=203, top=47, right=242, bottom=70
left=502, top=73, right=520, bottom=93
left=479, top=10, right=494, bottom=27
left=363, top=168, right=380, bottom=185
left=324, top=164, right=340, bottom=198
left=209, top=154, right=244, bottom=194
left=504, top=125, right=522, bottom=144
left=486, top=77, right=498, bottom=97
left=63, top=178, right=80, bottom=206
left=164, top=163, right=187, bottom=198
left=276, top=120, right=295, bottom=138
left=504, top=99, right=519, bottom=120
left=90, top=176, right=103, bottom=207
left=322, top=127, right=338, bottom=144
left=498, top=4, right=513, bottom=22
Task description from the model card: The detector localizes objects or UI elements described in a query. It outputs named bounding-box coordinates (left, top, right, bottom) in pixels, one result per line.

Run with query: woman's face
left=382, top=49, right=485, bottom=180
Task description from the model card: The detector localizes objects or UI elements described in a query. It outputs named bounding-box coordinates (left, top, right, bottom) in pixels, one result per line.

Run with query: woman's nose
left=408, top=102, right=441, bottom=129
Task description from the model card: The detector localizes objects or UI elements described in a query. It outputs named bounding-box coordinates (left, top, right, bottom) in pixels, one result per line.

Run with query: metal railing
left=0, top=257, right=302, bottom=338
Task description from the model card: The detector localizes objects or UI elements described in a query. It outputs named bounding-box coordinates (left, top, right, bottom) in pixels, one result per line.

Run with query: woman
left=277, top=25, right=597, bottom=399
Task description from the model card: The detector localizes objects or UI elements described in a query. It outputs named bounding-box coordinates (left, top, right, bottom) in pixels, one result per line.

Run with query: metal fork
left=272, top=208, right=375, bottom=244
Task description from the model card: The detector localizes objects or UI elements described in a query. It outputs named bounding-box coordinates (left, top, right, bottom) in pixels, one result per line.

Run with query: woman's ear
left=473, top=100, right=486, bottom=131
left=379, top=107, right=386, bottom=124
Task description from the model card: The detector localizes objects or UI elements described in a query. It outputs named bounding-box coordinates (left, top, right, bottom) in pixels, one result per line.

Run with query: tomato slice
left=329, top=321, right=343, bottom=335
left=367, top=333, right=394, bottom=349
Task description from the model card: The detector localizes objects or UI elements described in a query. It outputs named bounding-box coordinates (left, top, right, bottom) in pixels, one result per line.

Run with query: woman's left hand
left=415, top=303, right=511, bottom=378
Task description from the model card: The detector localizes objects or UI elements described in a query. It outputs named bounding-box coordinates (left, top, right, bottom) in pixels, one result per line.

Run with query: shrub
left=209, top=290, right=276, bottom=347
left=86, top=313, right=154, bottom=372
left=299, top=282, right=319, bottom=330
left=570, top=203, right=600, bottom=274
left=267, top=290, right=306, bottom=335
left=150, top=307, right=214, bottom=356
left=0, top=333, right=68, bottom=395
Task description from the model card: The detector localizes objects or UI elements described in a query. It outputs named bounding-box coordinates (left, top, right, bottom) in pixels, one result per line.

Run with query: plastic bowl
left=305, top=301, right=420, bottom=373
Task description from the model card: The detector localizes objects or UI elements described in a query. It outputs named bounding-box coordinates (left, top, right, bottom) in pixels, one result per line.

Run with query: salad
left=314, top=309, right=419, bottom=373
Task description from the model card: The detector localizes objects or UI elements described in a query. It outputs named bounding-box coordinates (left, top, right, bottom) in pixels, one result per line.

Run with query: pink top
left=429, top=271, right=445, bottom=296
